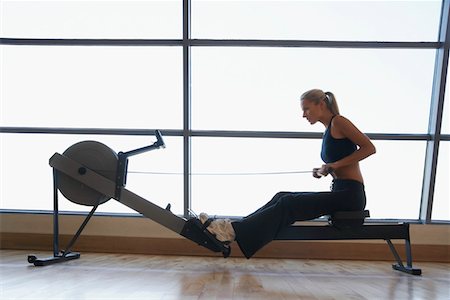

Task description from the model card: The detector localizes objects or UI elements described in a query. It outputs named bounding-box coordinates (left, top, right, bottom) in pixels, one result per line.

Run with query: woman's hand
left=312, top=168, right=321, bottom=178
left=313, top=164, right=334, bottom=178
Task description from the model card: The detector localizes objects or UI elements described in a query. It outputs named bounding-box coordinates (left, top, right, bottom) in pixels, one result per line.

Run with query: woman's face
left=301, top=99, right=322, bottom=125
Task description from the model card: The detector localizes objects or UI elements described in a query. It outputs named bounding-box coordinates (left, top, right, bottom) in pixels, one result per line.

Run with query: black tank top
left=321, top=116, right=357, bottom=163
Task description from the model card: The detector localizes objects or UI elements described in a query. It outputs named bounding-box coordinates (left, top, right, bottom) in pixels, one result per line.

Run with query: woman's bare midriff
left=332, top=163, right=364, bottom=184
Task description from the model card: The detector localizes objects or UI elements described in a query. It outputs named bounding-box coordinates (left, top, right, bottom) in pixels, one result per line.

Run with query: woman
left=200, top=89, right=376, bottom=258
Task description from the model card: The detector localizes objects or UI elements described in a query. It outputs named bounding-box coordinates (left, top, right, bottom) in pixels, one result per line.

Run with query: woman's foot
left=199, top=213, right=236, bottom=243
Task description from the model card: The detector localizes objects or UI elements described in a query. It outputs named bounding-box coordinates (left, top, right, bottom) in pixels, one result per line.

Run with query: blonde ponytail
left=301, top=89, right=340, bottom=115
left=324, top=91, right=340, bottom=115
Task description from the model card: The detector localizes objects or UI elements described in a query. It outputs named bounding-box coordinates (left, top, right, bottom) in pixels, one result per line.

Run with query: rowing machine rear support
left=276, top=211, right=422, bottom=275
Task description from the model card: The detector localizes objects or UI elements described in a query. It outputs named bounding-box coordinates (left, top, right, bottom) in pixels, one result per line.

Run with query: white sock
left=199, top=213, right=236, bottom=242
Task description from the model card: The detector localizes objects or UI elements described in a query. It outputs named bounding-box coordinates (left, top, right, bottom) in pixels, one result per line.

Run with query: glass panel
left=191, top=138, right=425, bottom=219
left=0, top=133, right=183, bottom=215
left=0, top=45, right=183, bottom=129
left=192, top=137, right=340, bottom=217
left=441, top=61, right=449, bottom=134
left=192, top=0, right=441, bottom=42
left=432, top=141, right=450, bottom=221
left=1, top=0, right=181, bottom=39
left=362, top=140, right=426, bottom=220
left=192, top=47, right=434, bottom=133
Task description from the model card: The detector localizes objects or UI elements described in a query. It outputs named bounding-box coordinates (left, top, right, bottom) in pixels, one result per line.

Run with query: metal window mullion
left=0, top=38, right=182, bottom=46
left=0, top=38, right=439, bottom=49
left=183, top=0, right=192, bottom=218
left=0, top=127, right=184, bottom=136
left=420, top=0, right=450, bottom=223
left=0, top=127, right=434, bottom=141
left=188, top=39, right=439, bottom=49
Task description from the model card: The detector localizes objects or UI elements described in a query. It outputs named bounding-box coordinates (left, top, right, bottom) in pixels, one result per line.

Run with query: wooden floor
left=1, top=250, right=449, bottom=300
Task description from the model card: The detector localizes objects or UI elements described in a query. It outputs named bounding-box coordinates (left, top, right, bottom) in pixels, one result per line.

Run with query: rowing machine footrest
left=28, top=252, right=80, bottom=266
left=180, top=218, right=231, bottom=258
left=328, top=210, right=370, bottom=229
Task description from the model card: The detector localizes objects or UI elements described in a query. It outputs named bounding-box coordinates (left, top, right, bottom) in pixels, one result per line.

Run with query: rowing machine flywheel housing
left=58, top=141, right=118, bottom=206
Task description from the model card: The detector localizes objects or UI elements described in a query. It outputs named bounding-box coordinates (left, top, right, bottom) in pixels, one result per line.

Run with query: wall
left=1, top=212, right=449, bottom=262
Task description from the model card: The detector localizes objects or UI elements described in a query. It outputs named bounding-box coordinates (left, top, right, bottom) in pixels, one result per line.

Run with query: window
left=0, top=133, right=184, bottom=215
left=1, top=45, right=183, bottom=129
left=1, top=0, right=448, bottom=222
left=191, top=139, right=428, bottom=220
left=432, top=141, right=450, bottom=221
left=192, top=0, right=441, bottom=41
left=191, top=137, right=330, bottom=216
left=441, top=61, right=449, bottom=134
left=1, top=0, right=182, bottom=39
left=361, top=141, right=426, bottom=219
left=192, top=47, right=435, bottom=133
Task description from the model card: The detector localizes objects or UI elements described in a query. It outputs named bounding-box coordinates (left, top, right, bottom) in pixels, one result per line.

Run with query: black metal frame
left=276, top=221, right=421, bottom=276
left=27, top=169, right=87, bottom=266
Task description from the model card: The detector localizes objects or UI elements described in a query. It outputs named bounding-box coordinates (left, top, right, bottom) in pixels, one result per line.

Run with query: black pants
left=232, top=179, right=366, bottom=258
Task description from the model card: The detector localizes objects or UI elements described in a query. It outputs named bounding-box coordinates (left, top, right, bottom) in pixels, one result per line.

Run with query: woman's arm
left=327, top=115, right=376, bottom=171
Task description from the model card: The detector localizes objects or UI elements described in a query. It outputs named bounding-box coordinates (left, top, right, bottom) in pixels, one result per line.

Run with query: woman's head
left=300, top=89, right=340, bottom=125
left=300, top=89, right=340, bottom=116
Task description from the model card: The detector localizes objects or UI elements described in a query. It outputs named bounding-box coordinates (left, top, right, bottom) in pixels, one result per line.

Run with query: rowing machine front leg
left=28, top=252, right=81, bottom=267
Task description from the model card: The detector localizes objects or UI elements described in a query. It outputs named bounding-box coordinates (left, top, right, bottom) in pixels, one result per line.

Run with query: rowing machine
left=27, top=130, right=230, bottom=266
left=27, top=130, right=421, bottom=276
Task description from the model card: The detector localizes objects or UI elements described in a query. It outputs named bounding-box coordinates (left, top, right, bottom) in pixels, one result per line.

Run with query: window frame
left=1, top=0, right=449, bottom=224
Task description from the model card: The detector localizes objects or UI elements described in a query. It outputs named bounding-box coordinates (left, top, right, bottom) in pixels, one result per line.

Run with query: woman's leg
left=232, top=190, right=353, bottom=258
left=199, top=192, right=301, bottom=243
left=200, top=180, right=365, bottom=258
left=245, top=191, right=294, bottom=219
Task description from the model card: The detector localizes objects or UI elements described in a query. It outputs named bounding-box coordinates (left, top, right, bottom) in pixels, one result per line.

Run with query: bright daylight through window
left=0, top=0, right=448, bottom=222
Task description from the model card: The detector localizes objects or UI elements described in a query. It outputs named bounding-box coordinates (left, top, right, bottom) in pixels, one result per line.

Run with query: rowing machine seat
left=328, top=210, right=370, bottom=229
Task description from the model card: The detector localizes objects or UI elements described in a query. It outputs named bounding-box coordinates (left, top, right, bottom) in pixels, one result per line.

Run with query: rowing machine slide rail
left=28, top=130, right=230, bottom=267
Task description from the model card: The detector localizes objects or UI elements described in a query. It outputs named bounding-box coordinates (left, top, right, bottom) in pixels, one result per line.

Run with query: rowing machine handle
left=121, top=130, right=166, bottom=158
